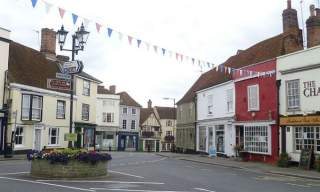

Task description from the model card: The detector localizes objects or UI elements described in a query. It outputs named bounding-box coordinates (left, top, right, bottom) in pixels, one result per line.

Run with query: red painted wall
left=234, top=59, right=279, bottom=163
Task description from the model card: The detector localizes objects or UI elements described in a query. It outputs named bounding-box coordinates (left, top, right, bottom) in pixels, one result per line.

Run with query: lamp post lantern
left=57, top=23, right=90, bottom=148
left=163, top=97, right=176, bottom=108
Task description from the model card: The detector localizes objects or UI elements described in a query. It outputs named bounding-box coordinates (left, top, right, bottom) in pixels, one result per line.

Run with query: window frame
left=107, top=113, right=114, bottom=123
left=132, top=108, right=136, bottom=115
left=244, top=125, right=271, bottom=155
left=226, top=89, right=233, bottom=112
left=56, top=100, right=66, bottom=119
left=247, top=84, right=260, bottom=111
left=122, top=107, right=128, bottom=114
left=81, top=104, right=90, bottom=121
left=14, top=126, right=24, bottom=146
left=207, top=94, right=213, bottom=115
left=286, top=79, right=300, bottom=111
left=102, top=112, right=107, bottom=122
left=294, top=126, right=320, bottom=153
left=21, top=94, right=43, bottom=121
left=122, top=120, right=127, bottom=129
left=131, top=120, right=136, bottom=130
left=82, top=80, right=90, bottom=96
left=48, top=127, right=60, bottom=146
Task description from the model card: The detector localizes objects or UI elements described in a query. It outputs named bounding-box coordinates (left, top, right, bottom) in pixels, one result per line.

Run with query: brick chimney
left=282, top=0, right=303, bottom=54
left=148, top=99, right=152, bottom=109
left=282, top=0, right=299, bottom=32
left=306, top=4, right=320, bottom=48
left=109, top=85, right=116, bottom=94
left=40, top=28, right=56, bottom=60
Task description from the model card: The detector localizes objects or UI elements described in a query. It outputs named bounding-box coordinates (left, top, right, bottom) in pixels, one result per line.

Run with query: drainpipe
left=194, top=96, right=197, bottom=153
left=276, top=80, right=286, bottom=155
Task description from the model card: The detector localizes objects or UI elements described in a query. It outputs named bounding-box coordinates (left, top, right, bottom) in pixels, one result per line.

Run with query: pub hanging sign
left=303, top=81, right=320, bottom=97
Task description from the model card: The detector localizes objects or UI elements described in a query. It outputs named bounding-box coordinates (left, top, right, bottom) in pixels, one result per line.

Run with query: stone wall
left=31, top=159, right=108, bottom=178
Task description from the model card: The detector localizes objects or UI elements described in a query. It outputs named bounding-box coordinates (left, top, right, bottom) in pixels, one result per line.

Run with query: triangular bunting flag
left=107, top=28, right=113, bottom=37
left=31, top=0, right=37, bottom=8
left=128, top=36, right=133, bottom=45
left=153, top=45, right=158, bottom=53
left=180, top=54, right=183, bottom=62
left=96, top=23, right=101, bottom=33
left=161, top=48, right=166, bottom=56
left=145, top=42, right=150, bottom=51
left=192, top=58, right=195, bottom=64
left=83, top=18, right=90, bottom=28
left=137, top=39, right=142, bottom=48
left=176, top=53, right=179, bottom=61
left=59, top=8, right=66, bottom=19
left=44, top=1, right=52, bottom=14
left=72, top=13, right=78, bottom=25
left=118, top=32, right=123, bottom=40
left=169, top=51, right=173, bottom=58
left=216, top=66, right=219, bottom=71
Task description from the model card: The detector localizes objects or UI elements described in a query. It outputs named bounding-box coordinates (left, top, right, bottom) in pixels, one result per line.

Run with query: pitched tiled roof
left=140, top=108, right=154, bottom=126
left=155, top=106, right=176, bottom=120
left=117, top=92, right=142, bottom=107
left=8, top=42, right=102, bottom=93
left=77, top=71, right=102, bottom=83
left=177, top=31, right=301, bottom=105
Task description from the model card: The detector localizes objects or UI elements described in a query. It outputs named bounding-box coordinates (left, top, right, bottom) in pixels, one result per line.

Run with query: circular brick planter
left=31, top=159, right=108, bottom=178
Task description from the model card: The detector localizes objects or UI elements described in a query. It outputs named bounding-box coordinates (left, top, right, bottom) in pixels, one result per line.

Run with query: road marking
left=194, top=188, right=216, bottom=192
left=0, top=171, right=29, bottom=175
left=286, top=183, right=311, bottom=188
left=109, top=170, right=145, bottom=178
left=90, top=188, right=188, bottom=192
left=36, top=180, right=164, bottom=185
left=0, top=176, right=94, bottom=191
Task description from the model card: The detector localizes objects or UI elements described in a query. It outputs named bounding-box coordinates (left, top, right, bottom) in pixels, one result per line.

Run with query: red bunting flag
left=176, top=53, right=179, bottom=61
left=58, top=8, right=66, bottom=19
left=96, top=23, right=101, bottom=33
left=128, top=36, right=133, bottom=45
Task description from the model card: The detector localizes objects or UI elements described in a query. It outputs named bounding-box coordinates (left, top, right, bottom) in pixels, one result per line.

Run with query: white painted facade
left=0, top=27, right=10, bottom=109
left=196, top=81, right=236, bottom=156
left=277, top=46, right=320, bottom=162
left=96, top=93, right=120, bottom=150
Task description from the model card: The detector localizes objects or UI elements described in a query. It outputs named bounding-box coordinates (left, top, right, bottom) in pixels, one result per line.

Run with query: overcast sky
left=0, top=0, right=317, bottom=107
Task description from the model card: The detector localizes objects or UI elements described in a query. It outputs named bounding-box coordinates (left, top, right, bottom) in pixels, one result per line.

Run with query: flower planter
left=31, top=159, right=108, bottom=178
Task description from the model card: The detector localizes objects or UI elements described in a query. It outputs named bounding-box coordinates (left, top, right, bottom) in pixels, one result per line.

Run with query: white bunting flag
left=43, top=1, right=52, bottom=14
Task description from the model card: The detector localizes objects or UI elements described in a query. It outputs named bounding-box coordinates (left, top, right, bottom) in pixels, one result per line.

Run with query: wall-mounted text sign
left=303, top=81, right=320, bottom=97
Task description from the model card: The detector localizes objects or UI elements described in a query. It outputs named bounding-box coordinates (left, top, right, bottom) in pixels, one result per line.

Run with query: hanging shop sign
left=47, top=78, right=71, bottom=91
left=280, top=115, right=320, bottom=126
left=303, top=81, right=320, bottom=97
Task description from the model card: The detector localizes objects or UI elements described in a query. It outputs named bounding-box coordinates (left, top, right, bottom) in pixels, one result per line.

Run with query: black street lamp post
left=57, top=24, right=89, bottom=148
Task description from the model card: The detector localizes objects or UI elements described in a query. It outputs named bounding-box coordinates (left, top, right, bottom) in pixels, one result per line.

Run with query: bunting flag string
left=27, top=0, right=216, bottom=70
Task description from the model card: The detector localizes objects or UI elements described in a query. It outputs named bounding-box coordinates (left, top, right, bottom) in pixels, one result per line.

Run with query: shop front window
left=84, top=128, right=94, bottom=148
left=215, top=125, right=225, bottom=153
left=295, top=126, right=320, bottom=152
left=244, top=125, right=269, bottom=154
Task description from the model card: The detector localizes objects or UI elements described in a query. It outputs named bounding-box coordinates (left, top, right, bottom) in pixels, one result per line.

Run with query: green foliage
left=277, top=153, right=290, bottom=168
left=54, top=148, right=86, bottom=157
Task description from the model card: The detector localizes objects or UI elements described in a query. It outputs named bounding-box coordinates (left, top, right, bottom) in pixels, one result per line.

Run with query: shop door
left=208, top=127, right=214, bottom=150
left=236, top=126, right=244, bottom=146
left=34, top=129, right=42, bottom=151
left=75, top=127, right=82, bottom=149
left=156, top=140, right=160, bottom=152
left=215, top=125, right=225, bottom=153
left=119, top=135, right=126, bottom=151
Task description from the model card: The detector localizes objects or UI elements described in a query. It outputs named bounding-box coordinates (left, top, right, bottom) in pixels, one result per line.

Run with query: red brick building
left=234, top=59, right=278, bottom=163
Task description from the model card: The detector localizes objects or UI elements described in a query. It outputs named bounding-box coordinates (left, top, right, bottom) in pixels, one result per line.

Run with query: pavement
left=0, top=154, right=26, bottom=161
left=156, top=152, right=320, bottom=181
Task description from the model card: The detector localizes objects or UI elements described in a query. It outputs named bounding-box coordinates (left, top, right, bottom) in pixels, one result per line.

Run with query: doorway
left=215, top=125, right=225, bottom=153
left=34, top=129, right=42, bottom=151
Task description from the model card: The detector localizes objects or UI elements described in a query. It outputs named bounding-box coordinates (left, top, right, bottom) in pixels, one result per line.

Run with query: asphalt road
left=0, top=152, right=319, bottom=192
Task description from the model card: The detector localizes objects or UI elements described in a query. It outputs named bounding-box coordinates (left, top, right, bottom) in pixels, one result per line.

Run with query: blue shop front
left=117, top=131, right=139, bottom=151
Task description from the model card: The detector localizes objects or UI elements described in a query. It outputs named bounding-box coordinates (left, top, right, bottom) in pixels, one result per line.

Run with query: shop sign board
left=280, top=115, right=320, bottom=126
left=64, top=133, right=78, bottom=142
left=56, top=72, right=71, bottom=80
left=47, top=79, right=71, bottom=91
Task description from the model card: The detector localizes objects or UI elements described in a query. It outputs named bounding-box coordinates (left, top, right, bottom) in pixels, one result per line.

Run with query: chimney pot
left=310, top=4, right=316, bottom=17
left=287, top=0, right=291, bottom=9
left=148, top=99, right=152, bottom=109
left=316, top=8, right=320, bottom=16
left=109, top=85, right=116, bottom=94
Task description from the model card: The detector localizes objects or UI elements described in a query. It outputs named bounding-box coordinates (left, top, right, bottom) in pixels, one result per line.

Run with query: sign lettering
left=47, top=79, right=71, bottom=91
left=303, top=81, right=320, bottom=97
left=280, top=115, right=320, bottom=125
